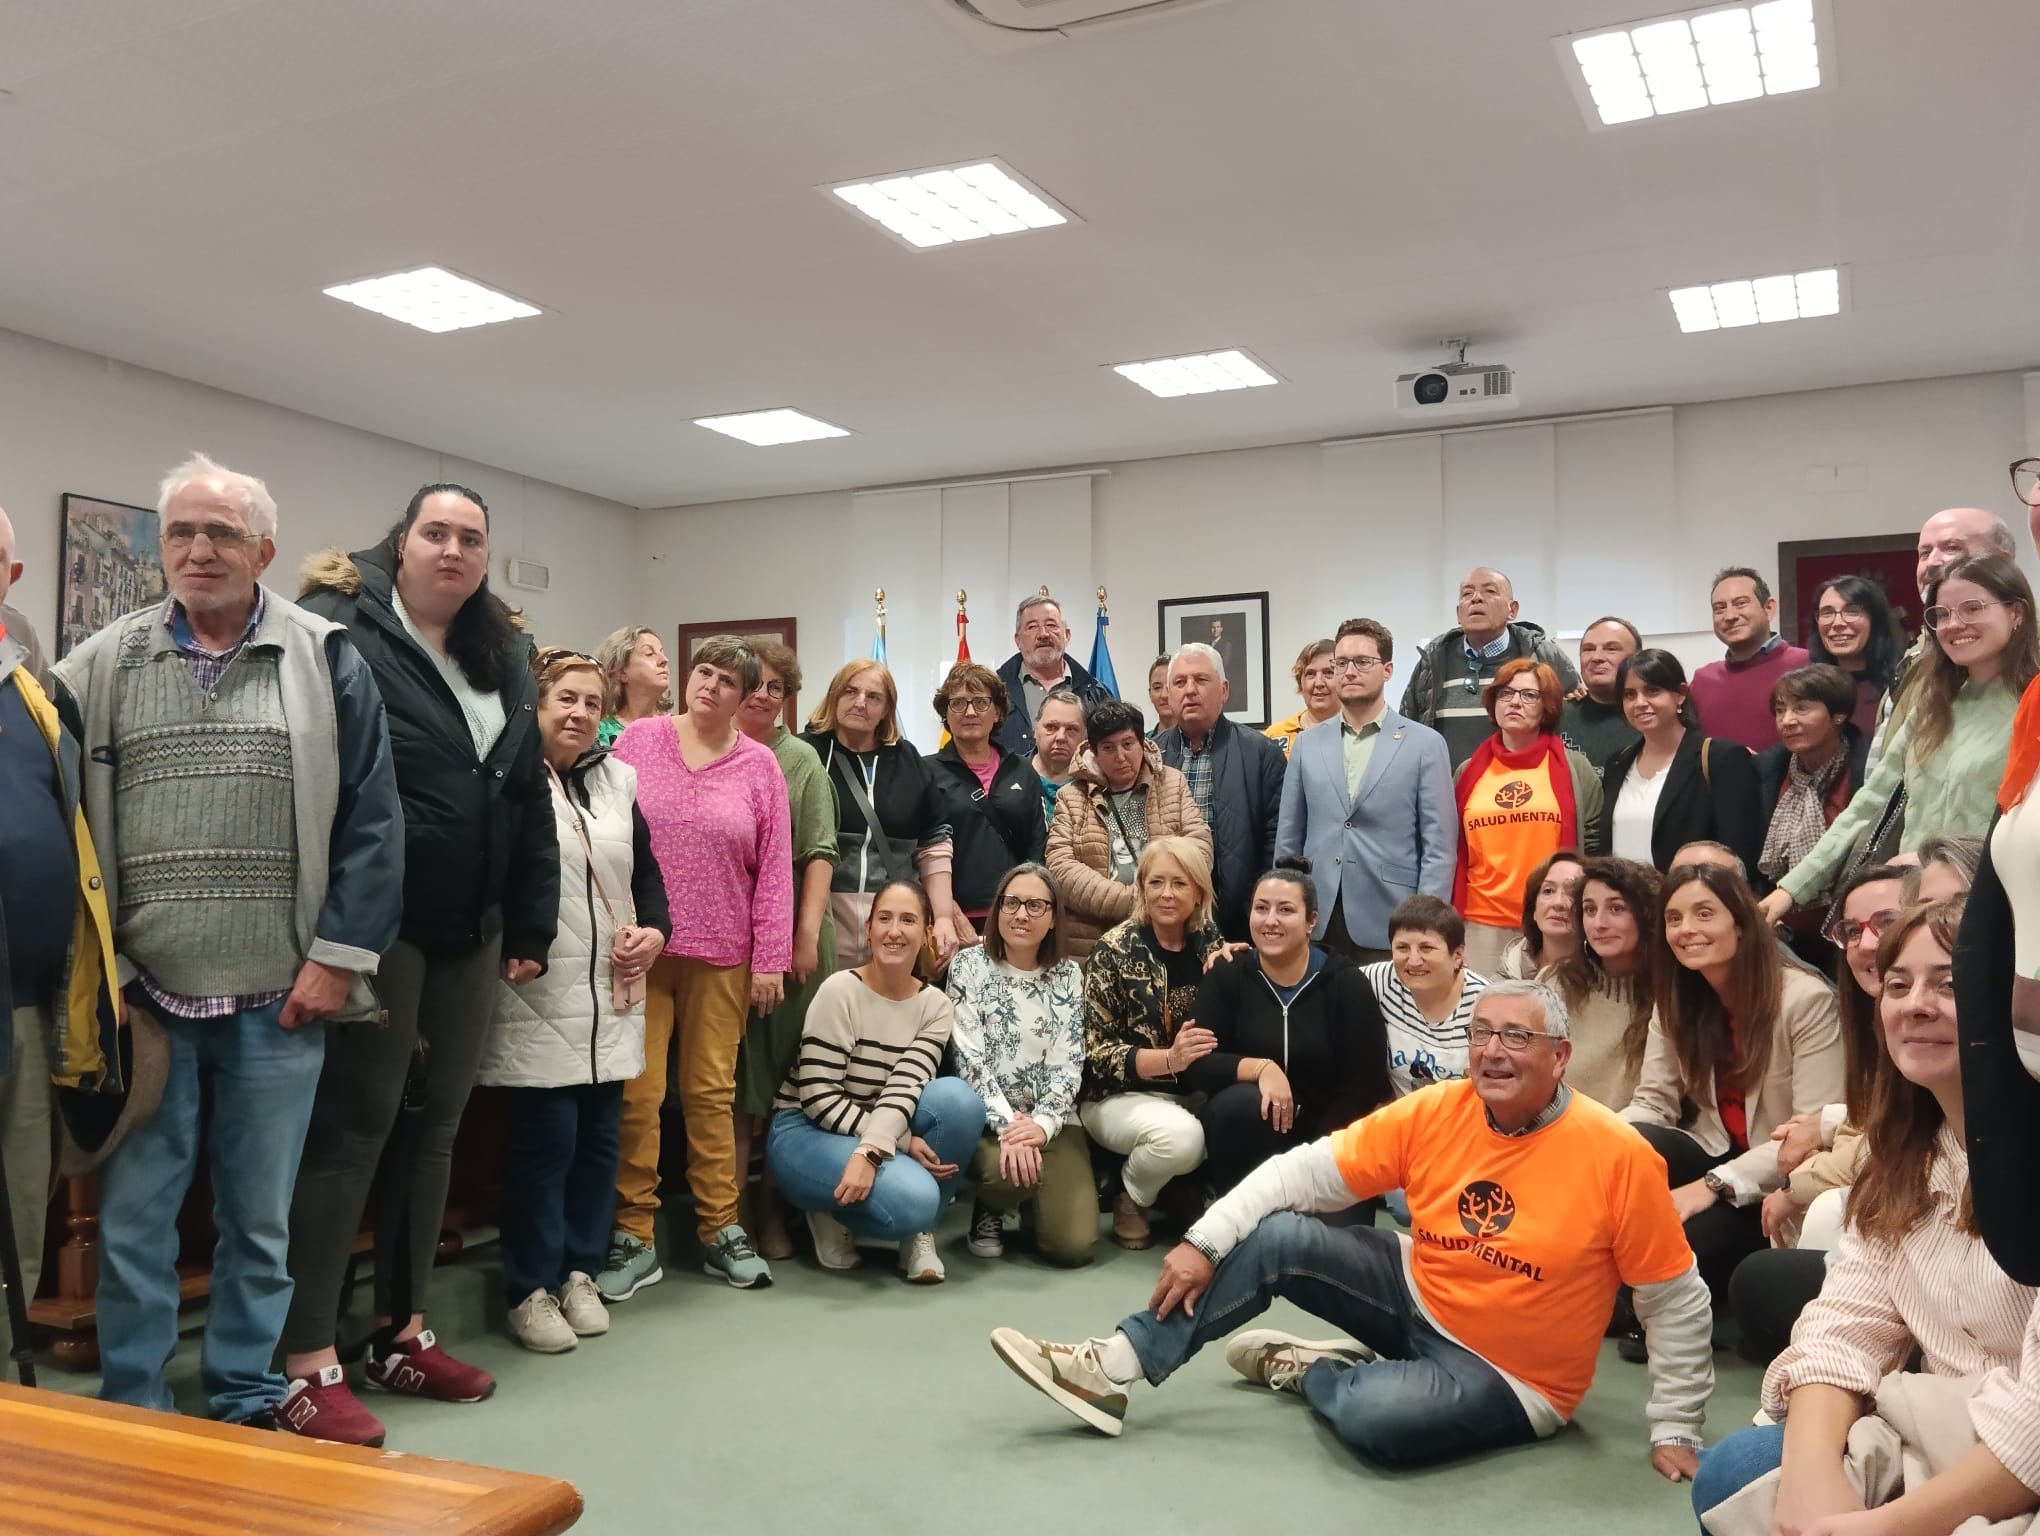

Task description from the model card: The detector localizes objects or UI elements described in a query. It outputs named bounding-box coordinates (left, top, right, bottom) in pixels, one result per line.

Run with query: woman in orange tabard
left=1452, top=659, right=1605, bottom=977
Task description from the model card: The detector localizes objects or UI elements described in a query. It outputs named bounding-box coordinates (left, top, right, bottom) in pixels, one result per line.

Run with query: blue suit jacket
left=1273, top=708, right=1456, bottom=949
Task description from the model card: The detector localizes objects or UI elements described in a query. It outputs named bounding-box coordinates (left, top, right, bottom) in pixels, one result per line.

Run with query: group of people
left=4, top=446, right=2040, bottom=1536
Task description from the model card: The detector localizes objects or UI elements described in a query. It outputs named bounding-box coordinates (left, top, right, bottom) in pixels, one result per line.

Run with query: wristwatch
left=861, top=1147, right=885, bottom=1169
left=1700, top=1171, right=1731, bottom=1202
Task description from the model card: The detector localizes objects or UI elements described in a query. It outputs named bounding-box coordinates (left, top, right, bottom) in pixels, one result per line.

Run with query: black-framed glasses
left=750, top=680, right=787, bottom=700
left=1494, top=686, right=1543, bottom=706
left=998, top=896, right=1051, bottom=917
left=2012, top=458, right=2040, bottom=508
left=1333, top=656, right=1385, bottom=674
left=1468, top=1023, right=1558, bottom=1051
left=1923, top=597, right=2005, bottom=632
left=1814, top=604, right=1867, bottom=624
left=1831, top=908, right=1900, bottom=949
left=946, top=696, right=994, bottom=716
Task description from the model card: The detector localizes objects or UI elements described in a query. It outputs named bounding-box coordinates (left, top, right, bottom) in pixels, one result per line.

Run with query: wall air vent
left=950, top=0, right=1228, bottom=32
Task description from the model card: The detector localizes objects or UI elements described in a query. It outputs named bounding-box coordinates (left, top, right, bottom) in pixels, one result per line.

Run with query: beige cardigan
left=1623, top=966, right=1844, bottom=1204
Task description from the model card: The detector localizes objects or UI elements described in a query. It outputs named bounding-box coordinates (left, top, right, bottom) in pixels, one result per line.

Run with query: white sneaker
left=807, top=1210, right=862, bottom=1271
left=989, top=1328, right=1129, bottom=1436
left=559, top=1272, right=609, bottom=1337
left=899, top=1231, right=945, bottom=1284
left=507, top=1289, right=578, bottom=1354
left=1223, top=1328, right=1370, bottom=1393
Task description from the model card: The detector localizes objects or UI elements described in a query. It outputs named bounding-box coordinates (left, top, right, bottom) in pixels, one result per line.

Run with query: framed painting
left=58, top=493, right=165, bottom=659
left=1157, top=590, right=1272, bottom=728
left=677, top=616, right=800, bottom=729
left=1778, top=534, right=1920, bottom=652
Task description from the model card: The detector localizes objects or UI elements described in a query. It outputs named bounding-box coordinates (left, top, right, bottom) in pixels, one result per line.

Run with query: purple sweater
left=614, top=719, right=794, bottom=972
left=1689, top=639, right=1810, bottom=754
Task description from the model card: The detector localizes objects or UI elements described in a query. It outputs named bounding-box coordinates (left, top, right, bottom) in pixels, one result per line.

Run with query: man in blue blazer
left=1274, top=619, right=1455, bottom=962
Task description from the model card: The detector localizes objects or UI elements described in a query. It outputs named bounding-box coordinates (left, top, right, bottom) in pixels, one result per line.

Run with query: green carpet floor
left=43, top=1207, right=1760, bottom=1533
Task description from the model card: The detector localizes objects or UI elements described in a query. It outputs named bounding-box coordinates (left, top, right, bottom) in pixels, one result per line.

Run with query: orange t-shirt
left=1328, top=1082, right=1692, bottom=1420
left=1460, top=756, right=1564, bottom=926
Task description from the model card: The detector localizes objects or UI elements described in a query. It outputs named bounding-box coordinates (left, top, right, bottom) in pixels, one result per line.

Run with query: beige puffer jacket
left=1045, top=742, right=1211, bottom=961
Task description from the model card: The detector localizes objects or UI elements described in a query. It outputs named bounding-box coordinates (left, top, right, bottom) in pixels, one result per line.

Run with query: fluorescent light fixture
left=825, top=158, right=1075, bottom=250
left=1556, top=0, right=1830, bottom=128
left=692, top=409, right=851, bottom=446
left=1110, top=349, right=1280, bottom=399
left=1667, top=267, right=1843, bottom=332
left=323, top=266, right=540, bottom=333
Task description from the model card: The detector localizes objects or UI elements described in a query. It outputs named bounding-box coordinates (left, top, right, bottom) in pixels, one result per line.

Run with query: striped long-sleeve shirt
left=774, top=968, right=952, bottom=1154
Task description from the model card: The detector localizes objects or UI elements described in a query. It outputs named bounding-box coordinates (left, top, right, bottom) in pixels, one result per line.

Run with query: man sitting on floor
left=989, top=979, right=1714, bottom=1476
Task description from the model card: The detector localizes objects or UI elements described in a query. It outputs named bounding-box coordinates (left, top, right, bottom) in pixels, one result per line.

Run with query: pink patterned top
left=613, top=719, right=794, bottom=972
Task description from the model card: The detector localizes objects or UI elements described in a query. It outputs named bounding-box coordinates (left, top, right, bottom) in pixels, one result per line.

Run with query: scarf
left=1759, top=749, right=1847, bottom=878
left=1451, top=732, right=1577, bottom=910
left=1998, top=673, right=2040, bottom=812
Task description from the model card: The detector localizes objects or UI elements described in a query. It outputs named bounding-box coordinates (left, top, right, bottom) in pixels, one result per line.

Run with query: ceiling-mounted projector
left=1396, top=339, right=1518, bottom=417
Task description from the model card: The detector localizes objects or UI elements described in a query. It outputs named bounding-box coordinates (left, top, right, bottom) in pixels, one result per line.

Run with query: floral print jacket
left=946, top=945, right=1086, bottom=1139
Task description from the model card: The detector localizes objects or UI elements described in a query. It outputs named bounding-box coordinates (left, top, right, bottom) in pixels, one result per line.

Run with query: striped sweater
left=774, top=968, right=952, bottom=1154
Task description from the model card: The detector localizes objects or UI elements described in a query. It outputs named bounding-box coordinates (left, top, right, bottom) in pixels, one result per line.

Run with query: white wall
left=639, top=370, right=2036, bottom=731
left=0, top=326, right=638, bottom=657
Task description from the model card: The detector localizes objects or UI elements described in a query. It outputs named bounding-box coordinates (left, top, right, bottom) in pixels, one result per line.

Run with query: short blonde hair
left=807, top=660, right=901, bottom=745
left=1131, top=835, right=1216, bottom=932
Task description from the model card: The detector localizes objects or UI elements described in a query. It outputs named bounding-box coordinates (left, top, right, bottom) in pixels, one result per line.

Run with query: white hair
left=1475, top=978, right=1571, bottom=1039
left=1172, top=640, right=1226, bottom=685
left=157, top=452, right=277, bottom=540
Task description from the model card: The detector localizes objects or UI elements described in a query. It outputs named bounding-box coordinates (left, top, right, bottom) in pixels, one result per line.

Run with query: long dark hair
left=1616, top=648, right=1699, bottom=729
left=1554, top=856, right=1660, bottom=1074
left=385, top=483, right=523, bottom=693
left=1654, top=862, right=1784, bottom=1100
left=1806, top=574, right=1905, bottom=693
left=1831, top=862, right=1908, bottom=1125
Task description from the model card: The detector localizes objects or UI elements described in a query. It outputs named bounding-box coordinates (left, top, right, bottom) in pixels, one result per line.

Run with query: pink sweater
left=614, top=719, right=794, bottom=972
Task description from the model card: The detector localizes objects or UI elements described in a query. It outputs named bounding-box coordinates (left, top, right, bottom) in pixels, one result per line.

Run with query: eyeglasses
left=1333, top=656, right=1385, bottom=674
left=1831, top=908, right=1899, bottom=949
left=998, top=896, right=1051, bottom=917
left=1468, top=1023, right=1558, bottom=1051
left=1814, top=605, right=1867, bottom=624
left=750, top=680, right=787, bottom=700
left=1494, top=687, right=1543, bottom=706
left=1922, top=597, right=2005, bottom=632
left=535, top=646, right=598, bottom=668
left=946, top=697, right=994, bottom=716
left=2012, top=458, right=2040, bottom=508
left=162, top=522, right=257, bottom=550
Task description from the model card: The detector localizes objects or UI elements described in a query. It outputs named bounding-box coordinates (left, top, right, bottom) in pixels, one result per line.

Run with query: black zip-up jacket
left=932, top=742, right=1047, bottom=914
left=299, top=545, right=559, bottom=967
left=1181, top=946, right=1393, bottom=1138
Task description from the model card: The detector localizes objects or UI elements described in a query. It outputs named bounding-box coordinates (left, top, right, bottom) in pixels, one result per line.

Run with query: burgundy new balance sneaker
left=364, top=1330, right=497, bottom=1403
left=274, top=1364, right=387, bottom=1447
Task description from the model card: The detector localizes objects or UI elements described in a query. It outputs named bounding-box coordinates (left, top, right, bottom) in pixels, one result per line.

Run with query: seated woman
left=481, top=649, right=671, bottom=1354
left=1496, top=848, right=1584, bottom=980
left=1755, top=664, right=1871, bottom=968
left=1550, top=856, right=1660, bottom=1110
left=930, top=662, right=1046, bottom=935
left=1727, top=863, right=1908, bottom=1363
left=1452, top=659, right=1604, bottom=975
left=1600, top=648, right=1765, bottom=880
left=1623, top=862, right=1845, bottom=1315
left=946, top=863, right=1094, bottom=1268
left=1047, top=699, right=1210, bottom=962
left=1181, top=858, right=1393, bottom=1195
left=1363, top=895, right=1489, bottom=1096
left=1078, top=835, right=1226, bottom=1250
left=1692, top=901, right=2040, bottom=1533
left=767, top=880, right=985, bottom=1283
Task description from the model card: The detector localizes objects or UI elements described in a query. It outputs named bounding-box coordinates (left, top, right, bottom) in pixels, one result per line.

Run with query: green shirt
left=767, top=726, right=840, bottom=869
left=1342, top=716, right=1383, bottom=802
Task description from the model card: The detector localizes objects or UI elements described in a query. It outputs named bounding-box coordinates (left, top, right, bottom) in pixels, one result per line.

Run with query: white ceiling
left=0, top=0, right=2035, bottom=508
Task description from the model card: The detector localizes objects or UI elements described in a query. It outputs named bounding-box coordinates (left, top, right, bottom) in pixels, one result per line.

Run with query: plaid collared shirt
left=1179, top=732, right=1215, bottom=820
left=137, top=592, right=293, bottom=1022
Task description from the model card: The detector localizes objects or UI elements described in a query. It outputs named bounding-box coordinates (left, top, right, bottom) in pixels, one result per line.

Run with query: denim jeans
left=97, top=999, right=325, bottom=1422
left=768, top=1077, right=984, bottom=1241
left=500, top=1081, right=625, bottom=1303
left=1692, top=1423, right=1786, bottom=1531
left=1116, top=1212, right=1536, bottom=1468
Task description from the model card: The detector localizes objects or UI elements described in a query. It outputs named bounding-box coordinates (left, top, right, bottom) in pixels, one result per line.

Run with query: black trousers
left=1200, top=1081, right=1312, bottom=1197
left=1729, top=1247, right=1827, bottom=1363
left=1632, top=1121, right=1766, bottom=1306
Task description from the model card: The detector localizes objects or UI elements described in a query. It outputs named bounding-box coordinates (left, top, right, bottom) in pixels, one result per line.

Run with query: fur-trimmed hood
left=297, top=543, right=526, bottom=630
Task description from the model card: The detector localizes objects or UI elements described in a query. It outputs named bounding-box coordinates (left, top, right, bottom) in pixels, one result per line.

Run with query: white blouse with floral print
left=946, top=946, right=1086, bottom=1139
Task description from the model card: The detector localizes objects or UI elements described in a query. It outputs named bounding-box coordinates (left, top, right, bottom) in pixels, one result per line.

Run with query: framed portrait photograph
left=677, top=616, right=800, bottom=729
left=58, top=492, right=166, bottom=659
left=1157, top=590, right=1271, bottom=728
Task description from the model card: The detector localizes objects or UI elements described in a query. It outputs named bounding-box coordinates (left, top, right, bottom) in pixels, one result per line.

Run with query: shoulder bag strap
left=548, top=763, right=627, bottom=924
left=830, top=746, right=912, bottom=883
left=1700, top=737, right=1712, bottom=790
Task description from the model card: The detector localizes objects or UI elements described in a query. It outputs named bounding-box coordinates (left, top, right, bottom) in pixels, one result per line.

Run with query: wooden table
left=0, top=1384, right=582, bottom=1535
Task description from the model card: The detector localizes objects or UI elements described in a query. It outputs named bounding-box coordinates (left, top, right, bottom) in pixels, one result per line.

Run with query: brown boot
left=1112, top=1192, right=1153, bottom=1250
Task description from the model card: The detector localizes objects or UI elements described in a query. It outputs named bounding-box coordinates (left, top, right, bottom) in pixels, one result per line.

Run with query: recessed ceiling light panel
left=1111, top=349, right=1280, bottom=399
left=323, top=266, right=541, bottom=333
left=692, top=409, right=851, bottom=446
left=824, top=158, right=1076, bottom=250
left=1666, top=266, right=1844, bottom=332
left=1556, top=0, right=1831, bottom=129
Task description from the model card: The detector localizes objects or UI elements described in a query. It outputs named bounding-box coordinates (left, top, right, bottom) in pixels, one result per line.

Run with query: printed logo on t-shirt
left=1457, top=1180, right=1517, bottom=1238
left=1493, top=779, right=1534, bottom=810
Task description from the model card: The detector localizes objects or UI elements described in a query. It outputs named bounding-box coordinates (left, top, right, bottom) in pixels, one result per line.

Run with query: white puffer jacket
left=481, top=756, right=648, bottom=1087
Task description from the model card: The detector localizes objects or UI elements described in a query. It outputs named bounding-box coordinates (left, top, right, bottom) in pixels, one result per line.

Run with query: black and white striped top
left=1362, top=961, right=1490, bottom=1097
left=774, top=969, right=953, bottom=1153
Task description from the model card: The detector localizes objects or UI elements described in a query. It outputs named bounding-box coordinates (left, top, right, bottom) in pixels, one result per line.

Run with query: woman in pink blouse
left=600, top=636, right=793, bottom=1296
left=1691, top=899, right=2040, bottom=1533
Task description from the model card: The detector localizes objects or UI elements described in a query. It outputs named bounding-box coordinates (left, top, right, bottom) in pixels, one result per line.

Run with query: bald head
left=1917, top=508, right=2014, bottom=597
left=1456, top=566, right=1519, bottom=646
left=0, top=504, right=18, bottom=608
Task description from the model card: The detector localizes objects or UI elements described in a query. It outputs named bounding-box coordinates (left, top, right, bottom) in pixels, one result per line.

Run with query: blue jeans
left=768, top=1077, right=984, bottom=1241
left=97, top=999, right=325, bottom=1422
left=1117, top=1212, right=1536, bottom=1468
left=1692, top=1424, right=1786, bottom=1531
left=499, top=1081, right=625, bottom=1303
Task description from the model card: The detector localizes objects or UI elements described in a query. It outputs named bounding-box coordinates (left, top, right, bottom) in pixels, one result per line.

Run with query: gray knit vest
left=111, top=628, right=300, bottom=998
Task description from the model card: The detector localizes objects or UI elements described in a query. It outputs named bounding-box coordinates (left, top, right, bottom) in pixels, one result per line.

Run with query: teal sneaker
left=595, top=1230, right=663, bottom=1302
left=703, top=1224, right=773, bottom=1289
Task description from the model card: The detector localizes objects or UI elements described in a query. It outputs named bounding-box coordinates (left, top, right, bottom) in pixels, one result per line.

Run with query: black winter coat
left=1157, top=715, right=1287, bottom=940
left=1595, top=728, right=1765, bottom=887
left=1181, top=947, right=1392, bottom=1138
left=299, top=544, right=559, bottom=966
left=932, top=743, right=1046, bottom=915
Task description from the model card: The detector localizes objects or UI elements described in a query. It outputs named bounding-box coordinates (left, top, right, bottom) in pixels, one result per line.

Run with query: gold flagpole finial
left=956, top=588, right=967, bottom=608
left=1096, top=585, right=1108, bottom=611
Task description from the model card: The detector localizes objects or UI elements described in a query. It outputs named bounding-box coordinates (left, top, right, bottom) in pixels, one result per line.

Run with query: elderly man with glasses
left=990, top=979, right=1715, bottom=1479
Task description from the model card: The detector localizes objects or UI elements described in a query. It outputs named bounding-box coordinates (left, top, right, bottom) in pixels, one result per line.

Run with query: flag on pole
left=1089, top=589, right=1120, bottom=699
left=871, top=587, right=888, bottom=667
left=955, top=591, right=971, bottom=662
